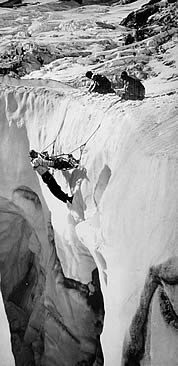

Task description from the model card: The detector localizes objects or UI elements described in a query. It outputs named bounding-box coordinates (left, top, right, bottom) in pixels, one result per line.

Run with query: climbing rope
left=41, top=122, right=101, bottom=164
left=58, top=122, right=101, bottom=156
left=41, top=106, right=68, bottom=154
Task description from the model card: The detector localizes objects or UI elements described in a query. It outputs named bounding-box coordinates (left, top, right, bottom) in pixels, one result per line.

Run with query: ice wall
left=0, top=78, right=177, bottom=365
left=0, top=286, right=15, bottom=366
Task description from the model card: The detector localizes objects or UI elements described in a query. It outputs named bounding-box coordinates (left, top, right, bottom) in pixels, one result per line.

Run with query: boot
left=67, top=195, right=73, bottom=204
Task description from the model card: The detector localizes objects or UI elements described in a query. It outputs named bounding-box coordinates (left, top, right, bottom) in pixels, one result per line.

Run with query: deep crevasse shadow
left=94, top=164, right=111, bottom=207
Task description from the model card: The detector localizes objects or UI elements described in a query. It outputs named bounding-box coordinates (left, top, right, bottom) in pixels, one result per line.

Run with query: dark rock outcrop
left=120, top=2, right=160, bottom=28
left=0, top=0, right=23, bottom=8
left=121, top=0, right=177, bottom=30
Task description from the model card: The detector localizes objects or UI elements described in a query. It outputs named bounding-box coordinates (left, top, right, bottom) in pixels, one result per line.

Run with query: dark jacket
left=123, top=75, right=145, bottom=100
left=91, top=74, right=115, bottom=94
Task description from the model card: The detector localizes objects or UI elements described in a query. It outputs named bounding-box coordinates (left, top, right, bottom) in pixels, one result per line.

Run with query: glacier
left=0, top=74, right=177, bottom=365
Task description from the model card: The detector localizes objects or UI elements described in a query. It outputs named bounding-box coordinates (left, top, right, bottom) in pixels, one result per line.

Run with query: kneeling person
left=86, top=71, right=115, bottom=94
left=120, top=71, right=145, bottom=100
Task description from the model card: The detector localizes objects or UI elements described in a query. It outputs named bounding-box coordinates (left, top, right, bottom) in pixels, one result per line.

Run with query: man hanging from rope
left=29, top=123, right=101, bottom=204
left=30, top=150, right=74, bottom=204
left=30, top=150, right=80, bottom=171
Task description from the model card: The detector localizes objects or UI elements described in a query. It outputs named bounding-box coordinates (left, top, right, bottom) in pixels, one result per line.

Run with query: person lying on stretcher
left=29, top=149, right=80, bottom=171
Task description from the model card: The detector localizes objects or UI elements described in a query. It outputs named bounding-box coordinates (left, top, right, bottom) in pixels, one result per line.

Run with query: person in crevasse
left=120, top=70, right=145, bottom=100
left=32, top=157, right=73, bottom=204
left=30, top=149, right=79, bottom=171
left=85, top=71, right=115, bottom=94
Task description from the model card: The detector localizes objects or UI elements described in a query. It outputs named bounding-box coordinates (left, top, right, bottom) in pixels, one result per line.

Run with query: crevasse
left=0, top=79, right=177, bottom=366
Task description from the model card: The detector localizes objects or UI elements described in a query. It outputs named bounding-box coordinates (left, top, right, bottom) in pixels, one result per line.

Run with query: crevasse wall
left=0, top=82, right=105, bottom=366
left=0, top=79, right=178, bottom=366
left=0, top=283, right=15, bottom=366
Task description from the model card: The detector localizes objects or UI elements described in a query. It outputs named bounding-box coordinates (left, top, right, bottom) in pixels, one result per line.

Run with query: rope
left=44, top=123, right=101, bottom=162
left=41, top=106, right=68, bottom=153
left=54, top=123, right=101, bottom=161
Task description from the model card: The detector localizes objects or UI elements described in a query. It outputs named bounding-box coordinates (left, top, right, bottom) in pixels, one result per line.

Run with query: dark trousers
left=42, top=171, right=68, bottom=203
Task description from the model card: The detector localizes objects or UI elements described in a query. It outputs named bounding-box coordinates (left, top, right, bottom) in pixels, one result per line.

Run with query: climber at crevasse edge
left=30, top=150, right=74, bottom=204
left=85, top=71, right=116, bottom=94
left=120, top=70, right=145, bottom=101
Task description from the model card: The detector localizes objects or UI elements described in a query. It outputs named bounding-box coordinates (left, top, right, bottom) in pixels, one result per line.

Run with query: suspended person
left=30, top=149, right=80, bottom=171
left=85, top=71, right=115, bottom=94
left=120, top=71, right=145, bottom=101
left=31, top=153, right=73, bottom=204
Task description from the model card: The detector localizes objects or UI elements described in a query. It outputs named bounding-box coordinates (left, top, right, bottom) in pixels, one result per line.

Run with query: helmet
left=85, top=71, right=93, bottom=79
left=121, top=71, right=128, bottom=79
